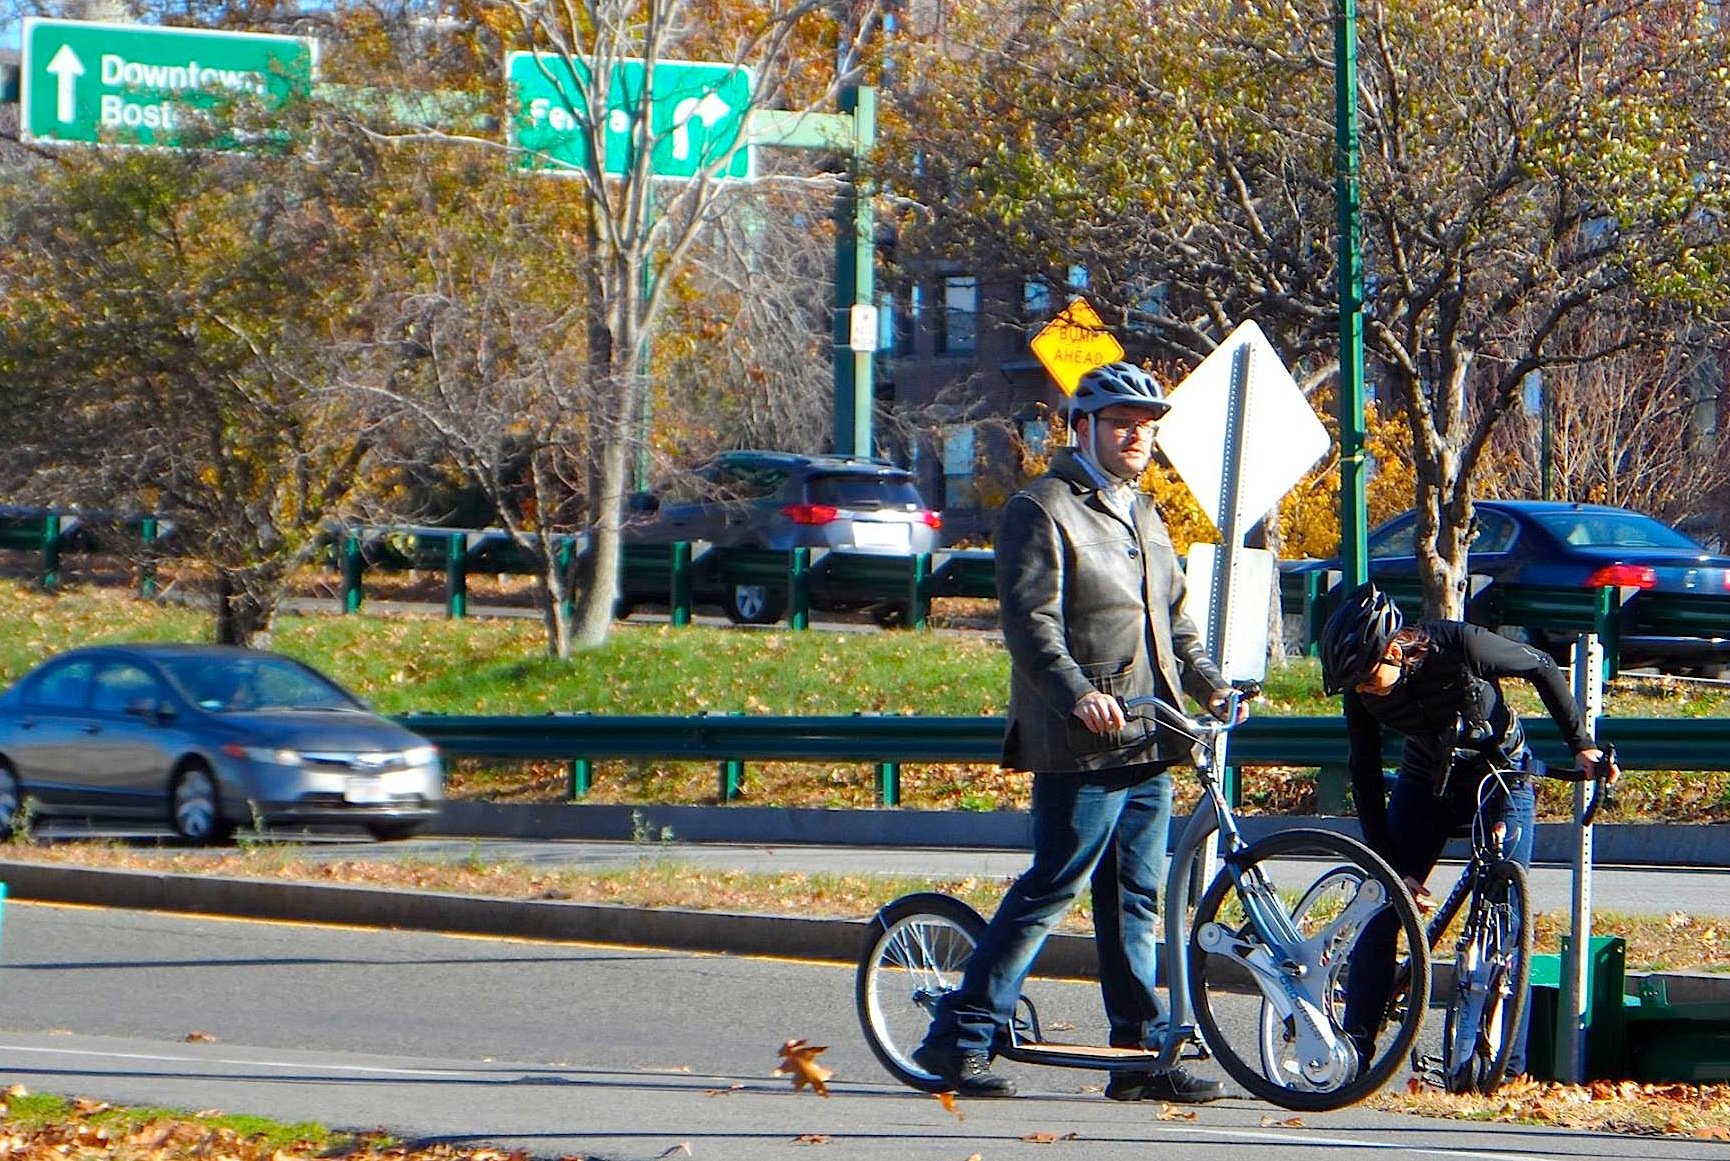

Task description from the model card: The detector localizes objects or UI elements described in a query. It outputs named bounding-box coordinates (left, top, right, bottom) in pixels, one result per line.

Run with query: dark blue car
left=1307, top=500, right=1730, bottom=675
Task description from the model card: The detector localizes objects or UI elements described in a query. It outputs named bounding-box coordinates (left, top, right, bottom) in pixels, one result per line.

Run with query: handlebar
left=1118, top=680, right=1260, bottom=741
left=1581, top=742, right=1616, bottom=827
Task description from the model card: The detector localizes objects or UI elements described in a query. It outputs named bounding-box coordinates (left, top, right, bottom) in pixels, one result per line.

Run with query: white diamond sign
left=1158, top=319, right=1329, bottom=534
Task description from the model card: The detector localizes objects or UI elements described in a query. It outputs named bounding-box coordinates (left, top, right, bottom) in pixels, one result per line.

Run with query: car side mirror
left=628, top=491, right=660, bottom=515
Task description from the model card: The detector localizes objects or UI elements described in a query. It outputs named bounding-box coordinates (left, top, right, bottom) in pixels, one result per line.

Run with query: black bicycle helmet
left=1319, top=582, right=1405, bottom=695
left=1069, top=362, right=1171, bottom=419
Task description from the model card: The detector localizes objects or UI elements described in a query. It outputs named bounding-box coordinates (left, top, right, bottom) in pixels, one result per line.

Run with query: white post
left=1561, top=632, right=1604, bottom=1083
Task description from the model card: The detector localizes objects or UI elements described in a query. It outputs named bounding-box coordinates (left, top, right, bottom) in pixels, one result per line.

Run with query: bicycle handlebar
left=1118, top=680, right=1260, bottom=741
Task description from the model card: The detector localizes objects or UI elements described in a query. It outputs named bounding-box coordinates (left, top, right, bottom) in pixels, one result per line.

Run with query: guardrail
left=399, top=710, right=1730, bottom=809
left=11, top=506, right=1730, bottom=674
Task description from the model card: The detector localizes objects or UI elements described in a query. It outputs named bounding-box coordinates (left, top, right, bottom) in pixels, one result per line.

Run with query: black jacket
left=1344, top=621, right=1595, bottom=856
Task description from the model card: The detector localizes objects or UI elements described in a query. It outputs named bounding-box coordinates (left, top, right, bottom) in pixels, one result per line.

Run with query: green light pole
left=1336, top=0, right=1368, bottom=587
left=833, top=86, right=877, bottom=458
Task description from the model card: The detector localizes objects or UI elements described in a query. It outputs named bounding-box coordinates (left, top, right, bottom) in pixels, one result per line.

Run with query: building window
left=939, top=275, right=977, bottom=354
left=1023, top=279, right=1052, bottom=320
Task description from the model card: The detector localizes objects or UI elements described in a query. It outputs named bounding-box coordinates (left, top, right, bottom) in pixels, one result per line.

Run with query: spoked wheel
left=1189, top=829, right=1430, bottom=1111
left=856, top=893, right=986, bottom=1091
left=1442, top=859, right=1533, bottom=1094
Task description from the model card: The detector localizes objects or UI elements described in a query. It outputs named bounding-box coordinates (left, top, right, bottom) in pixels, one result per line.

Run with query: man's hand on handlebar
left=1207, top=680, right=1259, bottom=725
left=1073, top=690, right=1128, bottom=735
left=1575, top=746, right=1620, bottom=787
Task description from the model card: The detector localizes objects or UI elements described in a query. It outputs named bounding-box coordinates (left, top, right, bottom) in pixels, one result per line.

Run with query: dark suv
left=623, top=450, right=943, bottom=623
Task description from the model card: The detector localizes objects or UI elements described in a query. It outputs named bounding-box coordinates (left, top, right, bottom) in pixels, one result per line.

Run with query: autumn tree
left=882, top=0, right=1730, bottom=616
left=0, top=122, right=392, bottom=644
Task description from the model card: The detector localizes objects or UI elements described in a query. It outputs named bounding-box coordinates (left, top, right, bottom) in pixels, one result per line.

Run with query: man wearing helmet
left=912, top=361, right=1239, bottom=1103
left=1318, top=581, right=1617, bottom=1081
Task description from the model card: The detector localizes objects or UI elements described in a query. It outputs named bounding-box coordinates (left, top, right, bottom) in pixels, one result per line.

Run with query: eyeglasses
left=1352, top=645, right=1404, bottom=690
left=1099, top=416, right=1159, bottom=437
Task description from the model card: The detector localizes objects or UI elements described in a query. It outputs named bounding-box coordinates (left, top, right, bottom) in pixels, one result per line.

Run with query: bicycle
left=855, top=687, right=1432, bottom=1111
left=1288, top=743, right=1614, bottom=1095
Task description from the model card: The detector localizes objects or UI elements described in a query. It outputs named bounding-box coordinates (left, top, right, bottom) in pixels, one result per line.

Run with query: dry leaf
left=776, top=1040, right=834, bottom=1098
left=704, top=1085, right=745, bottom=1097
left=1406, top=1076, right=1424, bottom=1095
left=71, top=1098, right=111, bottom=1114
left=184, top=1030, right=217, bottom=1043
left=654, top=1145, right=692, bottom=1159
left=792, top=1134, right=832, bottom=1145
left=1259, top=1114, right=1305, bottom=1128
left=1157, top=1105, right=1197, bottom=1121
left=4, top=1085, right=27, bottom=1098
left=933, top=1091, right=964, bottom=1120
left=1695, top=1126, right=1730, bottom=1140
left=1019, top=1132, right=1079, bottom=1143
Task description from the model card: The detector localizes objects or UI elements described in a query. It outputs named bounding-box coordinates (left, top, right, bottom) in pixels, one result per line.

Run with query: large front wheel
left=1189, top=829, right=1430, bottom=1111
left=856, top=893, right=986, bottom=1092
left=1442, top=860, right=1533, bottom=1094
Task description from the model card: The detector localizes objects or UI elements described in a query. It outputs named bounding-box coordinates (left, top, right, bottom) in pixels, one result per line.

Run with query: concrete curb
left=430, top=802, right=1730, bottom=869
left=0, top=859, right=1102, bottom=978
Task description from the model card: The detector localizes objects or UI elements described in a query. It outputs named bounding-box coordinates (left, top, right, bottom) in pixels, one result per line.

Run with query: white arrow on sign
left=670, top=91, right=733, bottom=161
left=46, top=43, right=84, bottom=124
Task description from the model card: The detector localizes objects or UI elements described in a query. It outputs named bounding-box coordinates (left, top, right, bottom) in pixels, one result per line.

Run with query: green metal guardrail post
left=341, top=532, right=364, bottom=613
left=909, top=551, right=931, bottom=630
left=719, top=756, right=745, bottom=801
left=40, top=513, right=59, bottom=589
left=1304, top=570, right=1333, bottom=656
left=138, top=517, right=158, bottom=598
left=570, top=757, right=593, bottom=799
left=876, top=760, right=901, bottom=806
left=670, top=541, right=693, bottom=627
left=446, top=531, right=468, bottom=619
left=789, top=547, right=811, bottom=631
left=557, top=538, right=575, bottom=628
left=1315, top=764, right=1349, bottom=814
left=1593, top=585, right=1620, bottom=679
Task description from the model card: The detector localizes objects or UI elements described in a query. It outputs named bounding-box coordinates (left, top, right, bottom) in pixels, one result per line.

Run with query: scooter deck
left=1003, top=1041, right=1164, bottom=1069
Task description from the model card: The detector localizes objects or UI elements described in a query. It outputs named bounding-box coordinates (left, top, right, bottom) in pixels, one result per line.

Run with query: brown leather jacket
left=997, top=448, right=1226, bottom=773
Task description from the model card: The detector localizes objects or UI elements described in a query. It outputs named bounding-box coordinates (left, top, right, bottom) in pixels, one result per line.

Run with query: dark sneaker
left=1105, top=1066, right=1226, bottom=1104
left=912, top=1044, right=1017, bottom=1098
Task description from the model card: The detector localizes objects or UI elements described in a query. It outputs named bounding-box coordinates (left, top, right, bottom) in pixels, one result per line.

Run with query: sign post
left=21, top=18, right=315, bottom=150
left=1159, top=320, right=1331, bottom=682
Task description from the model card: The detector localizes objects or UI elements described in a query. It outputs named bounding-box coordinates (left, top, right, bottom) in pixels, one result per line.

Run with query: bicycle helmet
left=1069, top=362, right=1171, bottom=419
left=1319, top=582, right=1405, bottom=695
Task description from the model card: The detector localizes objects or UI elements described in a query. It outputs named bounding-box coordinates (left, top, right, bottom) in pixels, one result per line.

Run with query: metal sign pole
left=1562, top=632, right=1604, bottom=1083
left=1205, top=343, right=1254, bottom=669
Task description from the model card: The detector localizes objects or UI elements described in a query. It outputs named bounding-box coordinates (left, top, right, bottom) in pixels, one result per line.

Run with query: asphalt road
left=2, top=901, right=1723, bottom=1161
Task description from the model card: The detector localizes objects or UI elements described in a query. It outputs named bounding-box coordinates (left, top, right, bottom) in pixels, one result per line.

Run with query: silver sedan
left=0, top=643, right=443, bottom=842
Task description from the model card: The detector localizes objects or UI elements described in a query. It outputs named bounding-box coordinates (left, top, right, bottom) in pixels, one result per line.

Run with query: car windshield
left=157, top=655, right=361, bottom=713
left=807, top=474, right=924, bottom=510
left=1527, top=510, right=1702, bottom=551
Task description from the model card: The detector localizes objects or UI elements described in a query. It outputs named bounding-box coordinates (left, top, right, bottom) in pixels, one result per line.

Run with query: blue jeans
left=1343, top=759, right=1538, bottom=1074
left=921, top=763, right=1174, bottom=1056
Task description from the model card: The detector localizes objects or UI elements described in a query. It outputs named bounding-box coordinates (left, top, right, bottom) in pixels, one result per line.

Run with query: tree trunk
left=571, top=433, right=630, bottom=648
left=213, top=569, right=273, bottom=648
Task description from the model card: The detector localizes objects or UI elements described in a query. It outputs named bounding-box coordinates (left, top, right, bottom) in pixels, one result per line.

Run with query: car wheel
left=724, top=584, right=785, bottom=625
left=0, top=762, right=23, bottom=836
left=171, top=765, right=236, bottom=843
left=365, top=821, right=425, bottom=842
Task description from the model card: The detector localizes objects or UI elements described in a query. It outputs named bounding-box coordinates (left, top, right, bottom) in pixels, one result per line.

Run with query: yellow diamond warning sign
left=1030, top=297, right=1125, bottom=394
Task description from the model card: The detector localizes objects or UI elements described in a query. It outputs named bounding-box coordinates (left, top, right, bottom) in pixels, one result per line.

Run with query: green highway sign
left=508, top=54, right=753, bottom=180
left=21, top=18, right=317, bottom=149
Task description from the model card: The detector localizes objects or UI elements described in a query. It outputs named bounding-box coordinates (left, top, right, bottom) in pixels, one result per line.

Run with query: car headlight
left=402, top=745, right=439, bottom=767
left=223, top=743, right=303, bottom=767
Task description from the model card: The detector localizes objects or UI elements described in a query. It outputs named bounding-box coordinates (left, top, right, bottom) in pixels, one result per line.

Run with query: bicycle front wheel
left=1189, top=829, right=1430, bottom=1111
left=856, top=892, right=987, bottom=1092
left=1442, top=859, right=1533, bottom=1094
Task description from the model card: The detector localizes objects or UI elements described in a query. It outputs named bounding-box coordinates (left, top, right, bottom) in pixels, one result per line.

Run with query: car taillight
left=782, top=503, right=839, bottom=526
left=921, top=510, right=943, bottom=530
left=1585, top=563, right=1658, bottom=589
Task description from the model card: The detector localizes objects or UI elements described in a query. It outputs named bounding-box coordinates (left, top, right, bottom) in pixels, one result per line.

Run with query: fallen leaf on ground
left=1019, top=1131, right=1079, bottom=1143
left=704, top=1085, right=745, bottom=1097
left=1259, top=1114, right=1305, bottom=1128
left=776, top=1039, right=834, bottom=1097
left=933, top=1091, right=964, bottom=1120
left=1158, top=1105, right=1197, bottom=1121
left=185, top=1030, right=217, bottom=1043
left=654, top=1145, right=691, bottom=1159
left=792, top=1134, right=832, bottom=1145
